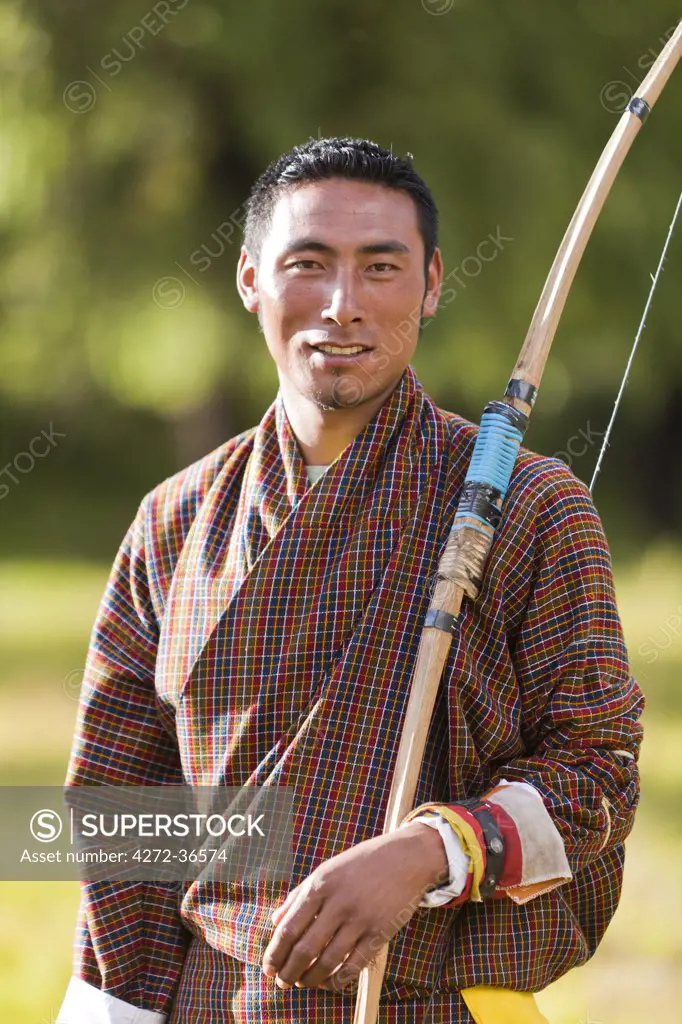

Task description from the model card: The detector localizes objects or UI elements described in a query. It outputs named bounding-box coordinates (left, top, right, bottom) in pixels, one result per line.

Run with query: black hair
left=243, top=136, right=438, bottom=280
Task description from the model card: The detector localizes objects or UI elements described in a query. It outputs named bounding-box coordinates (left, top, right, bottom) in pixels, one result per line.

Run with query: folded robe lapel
left=155, top=366, right=455, bottom=785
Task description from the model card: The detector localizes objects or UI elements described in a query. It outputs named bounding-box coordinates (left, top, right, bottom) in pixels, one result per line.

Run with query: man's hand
left=262, top=822, right=449, bottom=991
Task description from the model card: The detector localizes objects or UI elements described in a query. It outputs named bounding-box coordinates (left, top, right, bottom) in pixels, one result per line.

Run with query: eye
left=368, top=262, right=399, bottom=273
left=288, top=259, right=322, bottom=270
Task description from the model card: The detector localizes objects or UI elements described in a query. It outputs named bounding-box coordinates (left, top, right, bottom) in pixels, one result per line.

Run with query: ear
left=422, top=247, right=443, bottom=319
left=236, top=246, right=259, bottom=313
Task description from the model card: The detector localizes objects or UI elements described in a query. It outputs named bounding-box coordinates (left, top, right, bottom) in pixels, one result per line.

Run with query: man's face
left=237, top=178, right=442, bottom=411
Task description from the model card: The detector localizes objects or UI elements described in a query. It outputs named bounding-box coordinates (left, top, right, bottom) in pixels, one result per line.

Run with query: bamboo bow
left=353, top=22, right=682, bottom=1024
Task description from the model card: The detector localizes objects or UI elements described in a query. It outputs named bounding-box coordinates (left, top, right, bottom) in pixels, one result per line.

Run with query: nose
left=321, top=271, right=364, bottom=327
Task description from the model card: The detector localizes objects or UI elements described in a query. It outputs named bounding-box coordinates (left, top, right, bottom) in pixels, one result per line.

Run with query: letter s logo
left=30, top=809, right=63, bottom=842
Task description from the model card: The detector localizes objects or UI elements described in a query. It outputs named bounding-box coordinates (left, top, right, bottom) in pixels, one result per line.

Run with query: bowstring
left=589, top=189, right=682, bottom=495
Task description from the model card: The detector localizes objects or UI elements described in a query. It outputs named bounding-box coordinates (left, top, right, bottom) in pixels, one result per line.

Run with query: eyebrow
left=280, top=238, right=411, bottom=259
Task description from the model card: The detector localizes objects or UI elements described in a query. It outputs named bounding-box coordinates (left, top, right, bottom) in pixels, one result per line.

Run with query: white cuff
left=57, top=977, right=167, bottom=1024
left=404, top=813, right=471, bottom=907
left=488, top=779, right=571, bottom=888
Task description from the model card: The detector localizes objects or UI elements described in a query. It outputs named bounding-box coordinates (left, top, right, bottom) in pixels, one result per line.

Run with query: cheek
left=262, top=279, right=321, bottom=324
left=377, top=287, right=424, bottom=338
left=396, top=279, right=426, bottom=316
left=372, top=277, right=423, bottom=318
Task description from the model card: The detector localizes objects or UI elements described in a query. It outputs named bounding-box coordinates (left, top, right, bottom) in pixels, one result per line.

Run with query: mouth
left=305, top=342, right=373, bottom=362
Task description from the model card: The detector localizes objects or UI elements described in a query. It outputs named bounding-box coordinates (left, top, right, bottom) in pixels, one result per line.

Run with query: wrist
left=402, top=797, right=518, bottom=903
left=400, top=820, right=450, bottom=890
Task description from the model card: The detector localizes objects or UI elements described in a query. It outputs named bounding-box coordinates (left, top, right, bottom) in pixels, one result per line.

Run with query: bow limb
left=353, top=21, right=682, bottom=1024
left=512, top=20, right=682, bottom=401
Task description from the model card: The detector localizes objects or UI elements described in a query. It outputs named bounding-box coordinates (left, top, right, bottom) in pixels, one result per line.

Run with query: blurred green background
left=1, top=1, right=681, bottom=1021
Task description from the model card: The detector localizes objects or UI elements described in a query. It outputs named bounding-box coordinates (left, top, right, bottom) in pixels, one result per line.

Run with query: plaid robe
left=65, top=364, right=644, bottom=1020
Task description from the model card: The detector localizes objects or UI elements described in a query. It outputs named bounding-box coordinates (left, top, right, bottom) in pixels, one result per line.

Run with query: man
left=58, top=137, right=644, bottom=1024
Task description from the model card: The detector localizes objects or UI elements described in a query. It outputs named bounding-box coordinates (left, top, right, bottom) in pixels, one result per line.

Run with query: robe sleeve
left=488, top=473, right=644, bottom=878
left=58, top=495, right=192, bottom=1022
left=463, top=470, right=644, bottom=904
left=404, top=470, right=644, bottom=908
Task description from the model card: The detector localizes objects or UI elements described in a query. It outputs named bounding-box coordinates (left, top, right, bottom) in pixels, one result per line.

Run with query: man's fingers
left=319, top=936, right=383, bottom=991
left=269, top=913, right=345, bottom=987
left=270, top=885, right=300, bottom=925
left=293, top=923, right=363, bottom=989
left=262, top=886, right=324, bottom=978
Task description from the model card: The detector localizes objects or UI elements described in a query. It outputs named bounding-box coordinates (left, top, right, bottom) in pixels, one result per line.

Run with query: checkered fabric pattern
left=167, top=936, right=478, bottom=1023
left=65, top=364, right=644, bottom=1018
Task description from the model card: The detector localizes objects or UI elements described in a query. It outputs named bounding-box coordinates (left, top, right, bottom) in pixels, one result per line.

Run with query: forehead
left=263, top=178, right=422, bottom=251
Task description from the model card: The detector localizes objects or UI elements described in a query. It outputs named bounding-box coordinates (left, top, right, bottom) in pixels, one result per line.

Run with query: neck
left=278, top=374, right=401, bottom=465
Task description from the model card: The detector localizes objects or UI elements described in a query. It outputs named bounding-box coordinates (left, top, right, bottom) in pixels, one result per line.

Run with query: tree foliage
left=1, top=0, right=680, bottom=553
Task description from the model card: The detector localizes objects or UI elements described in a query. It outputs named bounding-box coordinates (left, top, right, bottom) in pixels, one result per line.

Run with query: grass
left=0, top=548, right=680, bottom=1023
